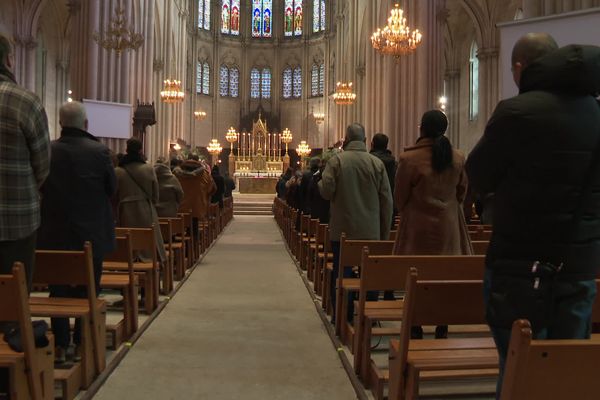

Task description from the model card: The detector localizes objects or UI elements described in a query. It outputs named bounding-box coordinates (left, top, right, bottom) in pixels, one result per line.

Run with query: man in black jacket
left=38, top=101, right=116, bottom=362
left=466, top=33, right=600, bottom=393
left=370, top=133, right=396, bottom=197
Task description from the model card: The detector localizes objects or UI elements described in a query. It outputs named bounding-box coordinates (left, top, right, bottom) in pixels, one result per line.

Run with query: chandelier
left=207, top=139, right=223, bottom=155
left=194, top=110, right=207, bottom=120
left=160, top=80, right=184, bottom=103
left=371, top=4, right=422, bottom=58
left=332, top=82, right=356, bottom=105
left=225, top=127, right=238, bottom=150
left=296, top=140, right=311, bottom=157
left=313, top=112, right=325, bottom=124
left=93, top=7, right=144, bottom=55
left=281, top=128, right=293, bottom=156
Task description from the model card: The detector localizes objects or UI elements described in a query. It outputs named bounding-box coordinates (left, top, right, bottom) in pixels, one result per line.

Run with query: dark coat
left=224, top=176, right=236, bottom=197
left=308, top=170, right=330, bottom=223
left=370, top=149, right=397, bottom=196
left=466, top=44, right=600, bottom=280
left=174, top=161, right=216, bottom=219
left=211, top=172, right=225, bottom=208
left=38, top=127, right=116, bottom=256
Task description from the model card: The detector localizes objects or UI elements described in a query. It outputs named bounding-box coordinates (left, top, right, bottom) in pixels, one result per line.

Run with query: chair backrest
left=309, top=218, right=319, bottom=238
left=339, top=233, right=394, bottom=268
left=359, top=253, right=485, bottom=292
left=470, top=230, right=492, bottom=241
left=471, top=240, right=490, bottom=255
left=178, top=211, right=193, bottom=235
left=115, top=226, right=157, bottom=264
left=34, top=241, right=95, bottom=291
left=501, top=319, right=600, bottom=400
left=396, top=268, right=486, bottom=374
left=0, top=263, right=43, bottom=400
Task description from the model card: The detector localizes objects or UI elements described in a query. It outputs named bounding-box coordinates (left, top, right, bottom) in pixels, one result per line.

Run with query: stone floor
left=93, top=215, right=357, bottom=400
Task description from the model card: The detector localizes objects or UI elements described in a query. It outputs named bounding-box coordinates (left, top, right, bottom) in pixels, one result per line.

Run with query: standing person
left=154, top=160, right=184, bottom=218
left=394, top=110, right=472, bottom=339
left=298, top=158, right=320, bottom=216
left=0, top=33, right=50, bottom=290
left=276, top=168, right=293, bottom=199
left=318, top=123, right=393, bottom=321
left=370, top=133, right=397, bottom=198
left=37, top=101, right=116, bottom=363
left=211, top=165, right=225, bottom=209
left=224, top=172, right=236, bottom=198
left=308, top=154, right=332, bottom=224
left=115, top=138, right=166, bottom=263
left=465, top=33, right=600, bottom=395
left=174, top=157, right=216, bottom=243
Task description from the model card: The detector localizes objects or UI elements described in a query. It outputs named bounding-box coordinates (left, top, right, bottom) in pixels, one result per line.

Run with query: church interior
left=2, top=0, right=600, bottom=399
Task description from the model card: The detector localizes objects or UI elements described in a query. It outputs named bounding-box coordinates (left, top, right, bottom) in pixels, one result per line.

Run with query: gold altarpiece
left=233, top=114, right=283, bottom=177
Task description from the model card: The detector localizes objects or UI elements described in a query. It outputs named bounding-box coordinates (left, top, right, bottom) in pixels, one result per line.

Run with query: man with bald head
left=319, top=123, right=393, bottom=322
left=466, top=33, right=600, bottom=394
left=38, top=101, right=116, bottom=362
left=0, top=33, right=50, bottom=289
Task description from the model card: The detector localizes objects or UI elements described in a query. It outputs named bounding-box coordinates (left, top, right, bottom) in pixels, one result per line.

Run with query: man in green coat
left=318, top=123, right=393, bottom=322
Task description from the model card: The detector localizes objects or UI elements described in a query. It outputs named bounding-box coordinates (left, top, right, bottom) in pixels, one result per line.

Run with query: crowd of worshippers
left=0, top=30, right=236, bottom=367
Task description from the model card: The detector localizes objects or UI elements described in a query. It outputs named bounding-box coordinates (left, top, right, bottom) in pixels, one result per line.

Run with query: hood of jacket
left=174, top=160, right=205, bottom=177
left=154, top=163, right=173, bottom=179
left=520, top=44, right=600, bottom=95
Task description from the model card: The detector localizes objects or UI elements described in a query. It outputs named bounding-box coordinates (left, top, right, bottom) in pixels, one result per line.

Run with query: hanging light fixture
left=296, top=140, right=311, bottom=157
left=225, top=127, right=238, bottom=151
left=194, top=110, right=207, bottom=120
left=332, top=82, right=356, bottom=105
left=160, top=79, right=184, bottom=103
left=371, top=4, right=422, bottom=59
left=207, top=138, right=223, bottom=155
left=92, top=6, right=144, bottom=55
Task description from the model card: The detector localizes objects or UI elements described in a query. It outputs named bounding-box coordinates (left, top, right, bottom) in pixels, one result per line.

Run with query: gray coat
left=318, top=141, right=393, bottom=241
left=154, top=163, right=184, bottom=218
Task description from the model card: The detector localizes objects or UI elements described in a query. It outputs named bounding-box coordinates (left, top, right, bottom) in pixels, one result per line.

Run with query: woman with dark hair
left=115, top=138, right=166, bottom=263
left=393, top=110, right=472, bottom=338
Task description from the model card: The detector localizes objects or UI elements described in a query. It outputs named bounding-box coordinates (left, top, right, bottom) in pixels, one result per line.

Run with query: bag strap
left=122, top=165, right=152, bottom=202
left=571, top=98, right=600, bottom=235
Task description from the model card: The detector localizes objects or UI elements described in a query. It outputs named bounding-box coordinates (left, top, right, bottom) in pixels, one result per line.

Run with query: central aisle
left=94, top=215, right=357, bottom=399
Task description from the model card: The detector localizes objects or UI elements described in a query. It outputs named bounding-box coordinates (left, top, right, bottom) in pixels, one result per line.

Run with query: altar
left=231, top=114, right=288, bottom=194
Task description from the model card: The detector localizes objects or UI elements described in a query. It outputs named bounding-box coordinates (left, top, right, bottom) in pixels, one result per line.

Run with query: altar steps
left=233, top=193, right=274, bottom=216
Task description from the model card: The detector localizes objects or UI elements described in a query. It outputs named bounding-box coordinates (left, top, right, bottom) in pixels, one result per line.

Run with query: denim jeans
left=484, top=267, right=596, bottom=398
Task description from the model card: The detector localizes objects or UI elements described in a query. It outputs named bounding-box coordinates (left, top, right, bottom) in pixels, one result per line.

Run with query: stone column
left=445, top=68, right=461, bottom=147
left=477, top=46, right=499, bottom=124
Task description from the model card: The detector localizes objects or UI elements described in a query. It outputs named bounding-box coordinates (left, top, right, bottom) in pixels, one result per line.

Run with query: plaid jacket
left=0, top=72, right=50, bottom=240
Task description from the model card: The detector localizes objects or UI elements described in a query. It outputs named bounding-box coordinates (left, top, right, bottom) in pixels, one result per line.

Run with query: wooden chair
left=306, top=218, right=321, bottom=282
left=0, top=263, right=53, bottom=400
left=387, top=269, right=498, bottom=400
left=332, top=234, right=395, bottom=344
left=158, top=220, right=174, bottom=292
left=470, top=230, right=492, bottom=241
left=313, top=223, right=329, bottom=297
left=355, top=253, right=487, bottom=390
left=31, top=243, right=106, bottom=389
left=109, top=227, right=159, bottom=313
left=297, top=214, right=312, bottom=270
left=471, top=240, right=490, bottom=255
left=101, top=233, right=139, bottom=347
left=167, top=217, right=187, bottom=281
left=500, top=319, right=600, bottom=400
left=177, top=211, right=195, bottom=267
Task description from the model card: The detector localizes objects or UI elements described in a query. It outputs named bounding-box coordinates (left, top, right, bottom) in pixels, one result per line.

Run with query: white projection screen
left=498, top=8, right=600, bottom=99
left=82, top=99, right=132, bottom=139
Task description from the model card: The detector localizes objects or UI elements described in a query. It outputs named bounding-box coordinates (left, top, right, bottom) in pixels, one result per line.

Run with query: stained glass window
left=252, top=0, right=272, bottom=38
left=261, top=68, right=271, bottom=99
left=313, top=0, right=326, bottom=33
left=196, top=62, right=210, bottom=95
left=284, top=0, right=302, bottom=37
left=293, top=67, right=302, bottom=98
left=310, top=63, right=324, bottom=97
left=469, top=41, right=479, bottom=121
left=220, top=65, right=229, bottom=97
left=319, top=63, right=325, bottom=95
left=230, top=67, right=239, bottom=97
left=221, top=0, right=240, bottom=35
left=198, top=0, right=210, bottom=30
left=251, top=68, right=260, bottom=98
left=282, top=67, right=292, bottom=99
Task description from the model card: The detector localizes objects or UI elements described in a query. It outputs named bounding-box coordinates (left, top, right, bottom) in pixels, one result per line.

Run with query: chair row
left=273, top=198, right=600, bottom=399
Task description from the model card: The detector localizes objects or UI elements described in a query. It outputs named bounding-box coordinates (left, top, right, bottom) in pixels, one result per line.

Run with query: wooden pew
left=109, top=227, right=159, bottom=313
left=354, top=253, right=487, bottom=389
left=500, top=319, right=600, bottom=400
left=30, top=243, right=106, bottom=389
left=0, top=263, right=53, bottom=400
left=332, top=234, right=395, bottom=345
left=101, top=233, right=139, bottom=347
left=177, top=211, right=195, bottom=267
left=306, top=219, right=321, bottom=283
left=297, top=214, right=311, bottom=271
left=471, top=240, right=490, bottom=255
left=387, top=269, right=498, bottom=400
left=313, top=223, right=330, bottom=297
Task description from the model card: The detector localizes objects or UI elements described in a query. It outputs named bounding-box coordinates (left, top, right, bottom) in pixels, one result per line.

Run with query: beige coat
left=393, top=138, right=472, bottom=255
left=115, top=162, right=166, bottom=262
left=154, top=163, right=184, bottom=218
left=174, top=161, right=216, bottom=220
left=318, top=141, right=393, bottom=241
